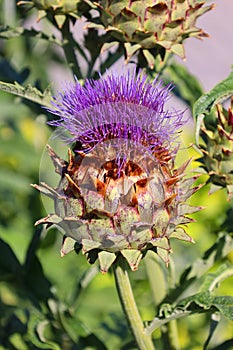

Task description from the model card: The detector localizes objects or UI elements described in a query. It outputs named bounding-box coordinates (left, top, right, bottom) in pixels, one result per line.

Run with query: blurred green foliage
left=0, top=1, right=232, bottom=349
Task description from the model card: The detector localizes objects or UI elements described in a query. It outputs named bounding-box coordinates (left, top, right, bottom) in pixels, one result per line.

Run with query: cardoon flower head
left=33, top=70, right=201, bottom=273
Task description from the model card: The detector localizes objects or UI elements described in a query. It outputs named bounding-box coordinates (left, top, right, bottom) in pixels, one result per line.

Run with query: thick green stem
left=113, top=257, right=155, bottom=350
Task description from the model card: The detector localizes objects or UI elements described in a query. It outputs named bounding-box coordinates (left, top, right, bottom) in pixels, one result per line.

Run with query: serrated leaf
left=0, top=81, right=53, bottom=108
left=146, top=291, right=232, bottom=335
left=98, top=44, right=123, bottom=76
left=193, top=69, right=233, bottom=119
left=178, top=292, right=233, bottom=320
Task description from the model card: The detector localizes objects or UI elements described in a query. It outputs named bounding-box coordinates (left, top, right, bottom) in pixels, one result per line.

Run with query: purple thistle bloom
left=49, top=69, right=185, bottom=166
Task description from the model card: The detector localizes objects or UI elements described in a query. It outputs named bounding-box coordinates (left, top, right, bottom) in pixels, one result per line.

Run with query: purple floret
left=48, top=69, right=185, bottom=156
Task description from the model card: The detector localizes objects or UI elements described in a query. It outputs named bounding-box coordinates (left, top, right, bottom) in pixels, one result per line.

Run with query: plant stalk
left=113, top=257, right=155, bottom=350
left=60, top=19, right=82, bottom=79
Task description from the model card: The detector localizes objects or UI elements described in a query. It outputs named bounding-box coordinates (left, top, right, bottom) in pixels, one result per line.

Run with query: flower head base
left=33, top=70, right=201, bottom=273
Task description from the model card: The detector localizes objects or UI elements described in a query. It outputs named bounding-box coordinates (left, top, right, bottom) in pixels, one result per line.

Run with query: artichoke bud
left=17, top=0, right=93, bottom=27
left=94, top=0, right=214, bottom=69
left=33, top=70, right=201, bottom=272
left=198, top=98, right=233, bottom=199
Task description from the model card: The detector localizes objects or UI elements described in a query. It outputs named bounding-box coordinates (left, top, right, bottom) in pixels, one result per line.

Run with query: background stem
left=60, top=19, right=82, bottom=79
left=113, top=257, right=155, bottom=350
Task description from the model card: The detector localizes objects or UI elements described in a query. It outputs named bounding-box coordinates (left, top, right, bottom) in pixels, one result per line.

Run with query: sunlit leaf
left=193, top=69, right=233, bottom=119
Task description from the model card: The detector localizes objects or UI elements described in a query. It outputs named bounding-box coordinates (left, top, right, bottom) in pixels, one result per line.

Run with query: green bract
left=17, top=0, right=93, bottom=27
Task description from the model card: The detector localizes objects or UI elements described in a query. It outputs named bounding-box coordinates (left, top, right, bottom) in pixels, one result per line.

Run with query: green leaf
left=24, top=254, right=52, bottom=302
left=209, top=338, right=233, bottom=350
left=70, top=266, right=99, bottom=306
left=0, top=81, right=53, bottom=108
left=146, top=290, right=233, bottom=335
left=77, top=334, right=108, bottom=350
left=148, top=292, right=232, bottom=333
left=163, top=62, right=204, bottom=107
left=28, top=313, right=62, bottom=350
left=0, top=59, right=29, bottom=83
left=177, top=292, right=233, bottom=320
left=58, top=310, right=89, bottom=342
left=211, top=296, right=233, bottom=320
left=23, top=228, right=52, bottom=302
left=193, top=69, right=233, bottom=119
left=203, top=313, right=221, bottom=350
left=161, top=233, right=233, bottom=304
left=0, top=238, right=22, bottom=280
